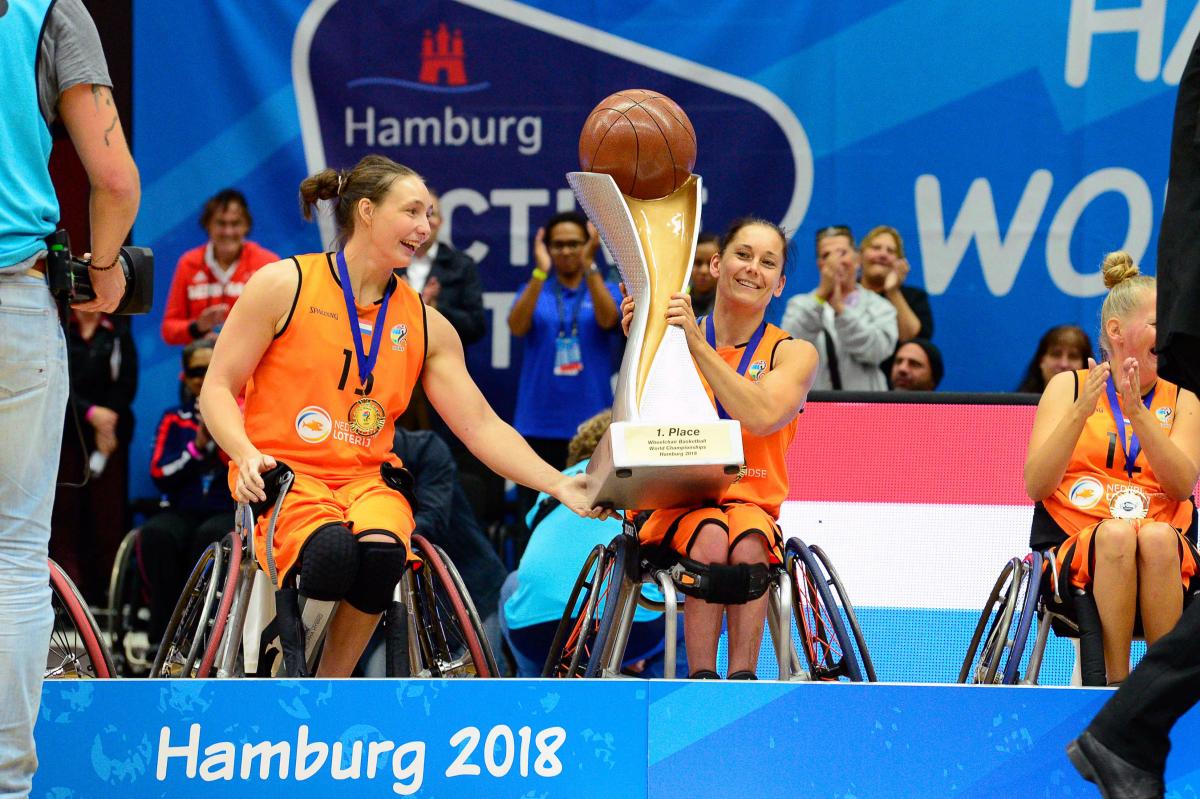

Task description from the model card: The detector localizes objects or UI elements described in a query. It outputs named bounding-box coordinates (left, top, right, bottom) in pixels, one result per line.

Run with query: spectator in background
left=398, top=187, right=485, bottom=436
left=160, top=188, right=278, bottom=345
left=781, top=225, right=897, bottom=390
left=507, top=210, right=621, bottom=512
left=403, top=188, right=485, bottom=346
left=689, top=231, right=719, bottom=318
left=860, top=225, right=934, bottom=340
left=1017, top=324, right=1095, bottom=393
left=50, top=310, right=138, bottom=604
left=391, top=427, right=508, bottom=661
left=138, top=340, right=235, bottom=644
left=890, top=338, right=943, bottom=391
left=500, top=410, right=686, bottom=678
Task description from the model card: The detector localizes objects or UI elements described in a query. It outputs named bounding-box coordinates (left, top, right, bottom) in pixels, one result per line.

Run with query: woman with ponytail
left=198, top=155, right=601, bottom=677
left=1024, top=251, right=1200, bottom=685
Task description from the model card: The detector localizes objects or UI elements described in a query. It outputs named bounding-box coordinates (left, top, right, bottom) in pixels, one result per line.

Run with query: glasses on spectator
left=184, top=366, right=208, bottom=378
left=816, top=225, right=853, bottom=241
left=548, top=240, right=587, bottom=252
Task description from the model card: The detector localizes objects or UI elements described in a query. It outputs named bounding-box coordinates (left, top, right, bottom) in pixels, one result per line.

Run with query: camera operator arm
left=58, top=83, right=139, bottom=313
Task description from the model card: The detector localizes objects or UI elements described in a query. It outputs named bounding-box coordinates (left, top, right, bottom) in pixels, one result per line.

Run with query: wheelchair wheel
left=1001, top=552, right=1044, bottom=685
left=786, top=538, right=863, bottom=682
left=46, top=559, right=114, bottom=679
left=405, top=534, right=496, bottom=678
left=151, top=537, right=228, bottom=678
left=809, top=544, right=877, bottom=682
left=958, top=556, right=1022, bottom=685
left=542, top=535, right=630, bottom=678
left=197, top=532, right=244, bottom=677
left=107, top=529, right=152, bottom=676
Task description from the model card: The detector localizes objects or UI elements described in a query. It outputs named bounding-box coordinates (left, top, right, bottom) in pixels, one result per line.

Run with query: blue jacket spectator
left=138, top=341, right=234, bottom=643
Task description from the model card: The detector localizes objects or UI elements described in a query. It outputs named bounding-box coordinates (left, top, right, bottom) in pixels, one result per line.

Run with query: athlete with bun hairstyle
left=620, top=217, right=818, bottom=679
left=200, top=154, right=602, bottom=677
left=1024, top=251, right=1200, bottom=686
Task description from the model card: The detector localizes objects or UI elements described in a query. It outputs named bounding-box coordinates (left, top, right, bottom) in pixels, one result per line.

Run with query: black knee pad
left=669, top=556, right=771, bottom=605
left=343, top=538, right=409, bottom=614
left=296, top=523, right=359, bottom=601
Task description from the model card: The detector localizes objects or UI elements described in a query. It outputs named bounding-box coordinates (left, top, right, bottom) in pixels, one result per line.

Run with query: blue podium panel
left=648, top=682, right=1200, bottom=799
left=35, top=679, right=648, bottom=798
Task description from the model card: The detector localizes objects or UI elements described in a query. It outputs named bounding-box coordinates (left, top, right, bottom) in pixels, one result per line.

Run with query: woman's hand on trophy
left=665, top=292, right=702, bottom=346
left=619, top=283, right=635, bottom=336
left=553, top=471, right=613, bottom=520
left=532, top=227, right=553, bottom=276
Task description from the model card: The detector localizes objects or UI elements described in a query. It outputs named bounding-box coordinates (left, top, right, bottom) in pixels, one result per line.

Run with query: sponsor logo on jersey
left=390, top=323, right=408, bottom=351
left=747, top=359, right=767, bottom=381
left=1068, top=476, right=1104, bottom=509
left=1156, top=406, right=1173, bottom=426
left=309, top=306, right=339, bottom=320
left=295, top=406, right=333, bottom=444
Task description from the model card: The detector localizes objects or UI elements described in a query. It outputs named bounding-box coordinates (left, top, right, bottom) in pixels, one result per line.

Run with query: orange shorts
left=1056, top=517, right=1198, bottom=591
left=636, top=502, right=783, bottom=564
left=249, top=470, right=416, bottom=584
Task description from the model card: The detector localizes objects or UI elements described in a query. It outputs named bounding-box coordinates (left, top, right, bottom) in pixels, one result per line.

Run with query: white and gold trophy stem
left=567, top=171, right=743, bottom=510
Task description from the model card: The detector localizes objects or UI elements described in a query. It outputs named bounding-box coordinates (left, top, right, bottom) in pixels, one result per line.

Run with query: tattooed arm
left=58, top=83, right=140, bottom=312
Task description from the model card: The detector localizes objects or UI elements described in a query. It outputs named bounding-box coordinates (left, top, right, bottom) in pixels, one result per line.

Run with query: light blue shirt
left=504, top=460, right=663, bottom=629
left=0, top=0, right=60, bottom=269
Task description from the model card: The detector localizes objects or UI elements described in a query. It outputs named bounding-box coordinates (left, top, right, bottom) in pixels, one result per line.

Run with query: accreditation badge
left=1108, top=484, right=1149, bottom=520
left=348, top=397, right=387, bottom=437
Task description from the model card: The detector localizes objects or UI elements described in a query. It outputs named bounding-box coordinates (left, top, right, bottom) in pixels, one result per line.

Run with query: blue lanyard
left=1104, top=372, right=1156, bottom=480
left=335, top=250, right=392, bottom=389
left=704, top=316, right=767, bottom=420
left=552, top=279, right=585, bottom=338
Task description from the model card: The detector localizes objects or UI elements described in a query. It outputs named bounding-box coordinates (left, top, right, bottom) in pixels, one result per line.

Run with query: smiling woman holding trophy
left=570, top=90, right=818, bottom=680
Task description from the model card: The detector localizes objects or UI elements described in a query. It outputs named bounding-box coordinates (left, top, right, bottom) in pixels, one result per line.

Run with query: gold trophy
left=570, top=90, right=743, bottom=510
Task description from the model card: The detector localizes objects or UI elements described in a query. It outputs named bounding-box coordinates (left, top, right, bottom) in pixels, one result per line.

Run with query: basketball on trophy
left=578, top=89, right=696, bottom=200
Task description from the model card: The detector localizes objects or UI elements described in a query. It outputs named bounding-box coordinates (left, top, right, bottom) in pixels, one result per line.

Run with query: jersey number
left=337, top=349, right=374, bottom=395
left=1105, top=432, right=1141, bottom=474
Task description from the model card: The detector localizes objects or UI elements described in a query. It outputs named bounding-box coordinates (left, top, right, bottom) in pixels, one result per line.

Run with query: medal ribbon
left=336, top=250, right=392, bottom=389
left=1104, top=371, right=1155, bottom=480
left=704, top=316, right=767, bottom=420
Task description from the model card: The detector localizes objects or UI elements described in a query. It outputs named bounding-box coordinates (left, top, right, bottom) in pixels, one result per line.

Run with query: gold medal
left=1108, top=485, right=1149, bottom=520
left=348, top=397, right=386, bottom=437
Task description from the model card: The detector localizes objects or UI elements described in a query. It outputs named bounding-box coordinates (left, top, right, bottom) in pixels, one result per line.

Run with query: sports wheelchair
left=149, top=466, right=498, bottom=679
left=106, top=528, right=154, bottom=676
left=46, top=557, right=114, bottom=679
left=543, top=520, right=875, bottom=681
left=960, top=548, right=1200, bottom=686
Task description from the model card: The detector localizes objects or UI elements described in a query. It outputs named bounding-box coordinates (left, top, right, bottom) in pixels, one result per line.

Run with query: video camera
left=45, top=229, right=154, bottom=315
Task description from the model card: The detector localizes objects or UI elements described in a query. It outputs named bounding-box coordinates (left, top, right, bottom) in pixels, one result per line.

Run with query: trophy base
left=584, top=421, right=743, bottom=510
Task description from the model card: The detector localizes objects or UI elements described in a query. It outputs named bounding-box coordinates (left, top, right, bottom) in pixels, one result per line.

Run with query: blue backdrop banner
left=130, top=0, right=1195, bottom=498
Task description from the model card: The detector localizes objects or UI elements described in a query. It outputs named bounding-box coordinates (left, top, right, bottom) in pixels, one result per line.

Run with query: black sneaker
left=1066, top=732, right=1164, bottom=799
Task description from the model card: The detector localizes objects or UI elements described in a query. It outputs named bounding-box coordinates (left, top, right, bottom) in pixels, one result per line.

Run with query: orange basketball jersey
left=702, top=321, right=798, bottom=518
left=1043, top=369, right=1194, bottom=533
left=238, top=252, right=427, bottom=485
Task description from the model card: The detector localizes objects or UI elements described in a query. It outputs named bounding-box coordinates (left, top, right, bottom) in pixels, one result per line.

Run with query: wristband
left=85, top=405, right=96, bottom=422
left=532, top=268, right=549, bottom=281
left=814, top=295, right=826, bottom=305
left=188, top=320, right=203, bottom=339
left=186, top=442, right=202, bottom=459
left=88, top=256, right=118, bottom=272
